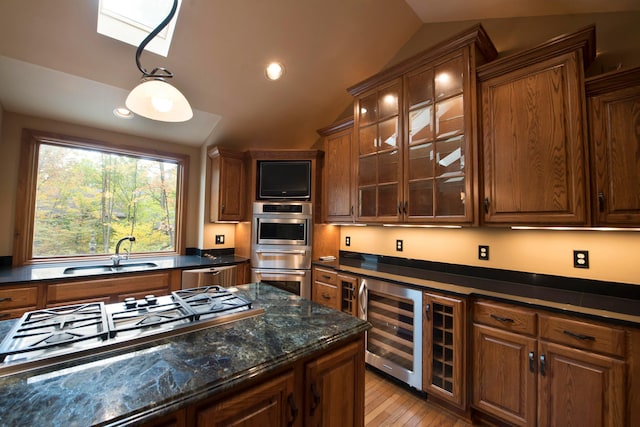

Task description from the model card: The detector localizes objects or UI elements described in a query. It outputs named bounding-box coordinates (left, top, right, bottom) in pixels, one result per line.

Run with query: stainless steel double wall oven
left=250, top=201, right=312, bottom=299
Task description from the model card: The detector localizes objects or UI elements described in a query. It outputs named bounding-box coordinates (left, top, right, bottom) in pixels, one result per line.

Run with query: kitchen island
left=0, top=283, right=370, bottom=426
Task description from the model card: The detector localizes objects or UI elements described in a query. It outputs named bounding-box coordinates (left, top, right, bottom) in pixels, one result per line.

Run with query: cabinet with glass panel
left=348, top=25, right=496, bottom=224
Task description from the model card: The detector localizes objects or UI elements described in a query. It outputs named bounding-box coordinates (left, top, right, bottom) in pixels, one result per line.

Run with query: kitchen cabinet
left=423, top=292, right=467, bottom=409
left=305, top=339, right=364, bottom=427
left=0, top=284, right=40, bottom=320
left=338, top=273, right=359, bottom=317
left=317, top=118, right=355, bottom=223
left=348, top=25, right=496, bottom=224
left=46, top=271, right=177, bottom=307
left=208, top=147, right=246, bottom=222
left=477, top=26, right=595, bottom=226
left=472, top=299, right=627, bottom=427
left=312, top=266, right=340, bottom=310
left=193, top=371, right=296, bottom=427
left=586, top=66, right=640, bottom=226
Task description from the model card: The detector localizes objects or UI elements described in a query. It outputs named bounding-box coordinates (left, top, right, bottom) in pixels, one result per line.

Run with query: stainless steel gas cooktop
left=0, top=286, right=262, bottom=376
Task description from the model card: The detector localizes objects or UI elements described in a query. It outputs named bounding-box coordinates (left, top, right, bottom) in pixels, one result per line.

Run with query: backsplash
left=339, top=226, right=640, bottom=286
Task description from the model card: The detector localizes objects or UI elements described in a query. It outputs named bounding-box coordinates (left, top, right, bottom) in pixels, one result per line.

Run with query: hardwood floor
left=365, top=369, right=472, bottom=427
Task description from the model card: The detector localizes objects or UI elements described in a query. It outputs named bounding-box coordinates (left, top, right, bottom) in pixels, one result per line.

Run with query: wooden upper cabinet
left=477, top=26, right=596, bottom=226
left=317, top=118, right=355, bottom=223
left=208, top=147, right=246, bottom=222
left=586, top=66, right=640, bottom=226
left=348, top=24, right=497, bottom=225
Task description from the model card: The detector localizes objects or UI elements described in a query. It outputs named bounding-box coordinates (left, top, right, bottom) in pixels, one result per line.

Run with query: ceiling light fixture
left=265, top=62, right=285, bottom=81
left=113, top=107, right=134, bottom=119
left=125, top=0, right=192, bottom=122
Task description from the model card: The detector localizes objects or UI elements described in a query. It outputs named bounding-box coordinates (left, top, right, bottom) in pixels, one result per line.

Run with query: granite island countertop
left=0, top=283, right=370, bottom=426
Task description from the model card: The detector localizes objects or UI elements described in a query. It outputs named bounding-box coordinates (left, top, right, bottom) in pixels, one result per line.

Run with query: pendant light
left=125, top=0, right=192, bottom=122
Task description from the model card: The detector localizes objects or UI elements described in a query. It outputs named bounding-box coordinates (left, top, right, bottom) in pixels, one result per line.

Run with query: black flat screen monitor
left=258, top=160, right=311, bottom=199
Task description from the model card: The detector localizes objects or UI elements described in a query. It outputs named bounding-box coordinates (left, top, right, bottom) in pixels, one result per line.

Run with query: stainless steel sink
left=63, top=262, right=158, bottom=274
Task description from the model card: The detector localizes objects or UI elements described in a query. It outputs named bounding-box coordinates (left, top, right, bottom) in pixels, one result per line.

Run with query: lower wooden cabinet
left=194, top=371, right=296, bottom=427
left=312, top=267, right=339, bottom=310
left=305, top=340, right=364, bottom=427
left=423, top=292, right=467, bottom=410
left=0, top=284, right=40, bottom=320
left=473, top=324, right=537, bottom=426
left=538, top=341, right=625, bottom=427
left=472, top=299, right=629, bottom=427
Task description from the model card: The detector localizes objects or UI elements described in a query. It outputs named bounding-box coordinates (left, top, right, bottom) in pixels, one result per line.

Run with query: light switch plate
left=396, top=240, right=403, bottom=252
left=215, top=235, right=225, bottom=244
left=345, top=236, right=351, bottom=247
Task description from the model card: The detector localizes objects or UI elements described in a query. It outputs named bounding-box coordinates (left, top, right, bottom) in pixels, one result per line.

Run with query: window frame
left=13, top=129, right=189, bottom=266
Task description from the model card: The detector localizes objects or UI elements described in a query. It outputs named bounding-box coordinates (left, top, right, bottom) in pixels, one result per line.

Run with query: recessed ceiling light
left=113, top=107, right=134, bottom=119
left=265, top=62, right=285, bottom=81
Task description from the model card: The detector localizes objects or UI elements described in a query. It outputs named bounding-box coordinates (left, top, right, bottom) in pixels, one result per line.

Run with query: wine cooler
left=358, top=277, right=422, bottom=389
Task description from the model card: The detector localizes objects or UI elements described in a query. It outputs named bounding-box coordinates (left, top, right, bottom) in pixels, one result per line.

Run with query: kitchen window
left=13, top=130, right=188, bottom=265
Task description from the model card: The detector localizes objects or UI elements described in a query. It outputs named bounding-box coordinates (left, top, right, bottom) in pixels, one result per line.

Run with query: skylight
left=97, top=0, right=183, bottom=57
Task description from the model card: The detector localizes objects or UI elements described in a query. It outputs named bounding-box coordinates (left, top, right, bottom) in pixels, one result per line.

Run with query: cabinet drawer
left=0, top=286, right=39, bottom=309
left=0, top=306, right=38, bottom=320
left=539, top=314, right=625, bottom=358
left=314, top=267, right=337, bottom=285
left=313, top=281, right=339, bottom=310
left=47, top=273, right=170, bottom=304
left=473, top=300, right=537, bottom=336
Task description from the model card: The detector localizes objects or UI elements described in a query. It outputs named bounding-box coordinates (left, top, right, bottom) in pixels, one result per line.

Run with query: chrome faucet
left=112, top=236, right=136, bottom=266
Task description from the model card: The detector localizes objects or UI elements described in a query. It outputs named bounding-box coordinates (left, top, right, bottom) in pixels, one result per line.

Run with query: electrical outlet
left=478, top=245, right=489, bottom=261
left=396, top=240, right=403, bottom=252
left=215, top=235, right=225, bottom=244
left=345, top=236, right=351, bottom=247
left=573, top=250, right=589, bottom=268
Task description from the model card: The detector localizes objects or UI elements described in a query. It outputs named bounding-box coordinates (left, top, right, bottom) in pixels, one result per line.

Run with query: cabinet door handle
left=598, top=192, right=605, bottom=212
left=321, top=293, right=331, bottom=300
left=0, top=297, right=12, bottom=303
left=528, top=351, right=535, bottom=373
left=287, top=393, right=298, bottom=426
left=490, top=314, right=514, bottom=323
left=403, top=201, right=408, bottom=214
left=398, top=202, right=403, bottom=214
left=563, top=330, right=595, bottom=341
left=484, top=197, right=489, bottom=214
left=321, top=274, right=332, bottom=280
left=310, top=382, right=321, bottom=415
left=221, top=203, right=225, bottom=213
left=539, top=354, right=546, bottom=376
left=425, top=303, right=430, bottom=321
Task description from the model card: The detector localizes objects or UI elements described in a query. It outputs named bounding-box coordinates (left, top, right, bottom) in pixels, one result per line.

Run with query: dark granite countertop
left=314, top=252, right=640, bottom=326
left=0, top=254, right=248, bottom=285
left=0, top=283, right=370, bottom=426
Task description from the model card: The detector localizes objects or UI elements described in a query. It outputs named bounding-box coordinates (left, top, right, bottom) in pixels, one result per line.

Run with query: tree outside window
left=14, top=130, right=187, bottom=265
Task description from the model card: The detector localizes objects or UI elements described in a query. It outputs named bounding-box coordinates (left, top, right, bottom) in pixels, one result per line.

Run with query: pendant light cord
left=134, top=0, right=178, bottom=79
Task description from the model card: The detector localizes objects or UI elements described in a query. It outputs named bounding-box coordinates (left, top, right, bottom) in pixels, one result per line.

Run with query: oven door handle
left=255, top=249, right=307, bottom=255
left=254, top=269, right=307, bottom=276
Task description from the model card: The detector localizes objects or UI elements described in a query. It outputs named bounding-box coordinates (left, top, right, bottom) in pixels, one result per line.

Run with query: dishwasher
left=358, top=277, right=423, bottom=389
left=181, top=265, right=237, bottom=289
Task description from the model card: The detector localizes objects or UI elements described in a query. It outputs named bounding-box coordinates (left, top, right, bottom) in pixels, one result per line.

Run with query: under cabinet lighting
left=511, top=226, right=640, bottom=232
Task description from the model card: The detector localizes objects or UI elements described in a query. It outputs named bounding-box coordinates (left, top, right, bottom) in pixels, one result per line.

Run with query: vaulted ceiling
left=0, top=1, right=638, bottom=149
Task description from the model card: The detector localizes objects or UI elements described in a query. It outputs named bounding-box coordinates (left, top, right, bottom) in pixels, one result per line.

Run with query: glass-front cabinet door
left=356, top=79, right=402, bottom=222
left=404, top=53, right=471, bottom=222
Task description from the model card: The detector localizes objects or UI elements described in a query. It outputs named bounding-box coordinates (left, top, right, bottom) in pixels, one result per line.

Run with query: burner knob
left=124, top=297, right=137, bottom=309
left=145, top=295, right=158, bottom=305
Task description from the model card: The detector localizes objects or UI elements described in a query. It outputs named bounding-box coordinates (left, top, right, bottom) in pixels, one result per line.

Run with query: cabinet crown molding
left=585, top=65, right=640, bottom=96
left=477, top=24, right=596, bottom=81
left=347, top=23, right=497, bottom=96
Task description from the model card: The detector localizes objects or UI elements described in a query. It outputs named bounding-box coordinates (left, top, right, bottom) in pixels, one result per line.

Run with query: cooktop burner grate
left=173, top=286, right=253, bottom=319
left=0, top=303, right=109, bottom=362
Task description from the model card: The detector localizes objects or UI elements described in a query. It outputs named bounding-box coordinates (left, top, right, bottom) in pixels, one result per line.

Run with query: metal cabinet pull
left=598, top=192, right=605, bottom=212
left=287, top=393, right=298, bottom=426
left=528, top=351, right=535, bottom=373
left=563, top=330, right=595, bottom=341
left=398, top=202, right=403, bottom=214
left=321, top=274, right=332, bottom=280
left=403, top=201, right=408, bottom=214
left=221, top=203, right=225, bottom=213
left=425, top=304, right=430, bottom=321
left=484, top=197, right=490, bottom=214
left=0, top=297, right=12, bottom=303
left=310, top=382, right=321, bottom=415
left=490, top=314, right=514, bottom=323
left=321, top=293, right=331, bottom=300
left=539, top=355, right=546, bottom=376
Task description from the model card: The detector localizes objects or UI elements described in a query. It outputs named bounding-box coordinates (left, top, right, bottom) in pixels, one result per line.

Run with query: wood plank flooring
left=365, top=369, right=472, bottom=427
